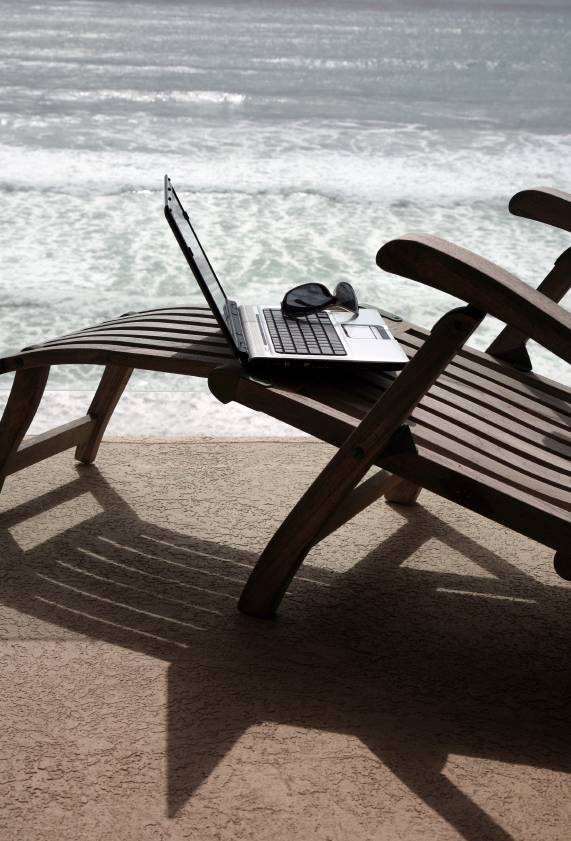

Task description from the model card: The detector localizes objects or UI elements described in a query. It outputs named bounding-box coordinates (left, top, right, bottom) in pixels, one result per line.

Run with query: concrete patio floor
left=0, top=437, right=570, bottom=841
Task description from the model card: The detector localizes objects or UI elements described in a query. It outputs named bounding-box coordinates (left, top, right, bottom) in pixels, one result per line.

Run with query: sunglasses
left=281, top=282, right=359, bottom=318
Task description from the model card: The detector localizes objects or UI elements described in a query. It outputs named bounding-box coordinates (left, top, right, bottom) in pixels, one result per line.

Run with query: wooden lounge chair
left=207, top=186, right=571, bottom=616
left=1, top=186, right=570, bottom=620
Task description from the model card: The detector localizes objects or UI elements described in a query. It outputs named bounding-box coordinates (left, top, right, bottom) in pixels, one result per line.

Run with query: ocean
left=1, top=0, right=570, bottom=434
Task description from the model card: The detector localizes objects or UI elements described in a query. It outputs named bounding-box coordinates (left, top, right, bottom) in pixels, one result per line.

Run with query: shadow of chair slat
left=1, top=463, right=570, bottom=831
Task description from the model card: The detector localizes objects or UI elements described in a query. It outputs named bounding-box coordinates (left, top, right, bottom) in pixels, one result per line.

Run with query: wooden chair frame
left=1, top=186, right=571, bottom=621
left=209, top=186, right=571, bottom=616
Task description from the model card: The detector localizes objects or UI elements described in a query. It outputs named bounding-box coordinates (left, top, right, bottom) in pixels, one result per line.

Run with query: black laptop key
left=263, top=308, right=346, bottom=356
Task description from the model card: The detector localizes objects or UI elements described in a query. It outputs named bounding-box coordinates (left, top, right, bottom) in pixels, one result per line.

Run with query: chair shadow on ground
left=1, top=464, right=570, bottom=840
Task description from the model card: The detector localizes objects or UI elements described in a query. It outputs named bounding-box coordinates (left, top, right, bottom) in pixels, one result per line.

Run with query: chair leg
left=553, top=552, right=571, bottom=581
left=385, top=478, right=422, bottom=505
left=238, top=304, right=484, bottom=619
left=0, top=366, right=50, bottom=492
left=238, top=469, right=403, bottom=619
left=75, top=365, right=133, bottom=464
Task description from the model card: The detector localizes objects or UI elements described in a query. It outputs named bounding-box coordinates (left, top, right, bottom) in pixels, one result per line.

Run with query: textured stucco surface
left=0, top=437, right=570, bottom=840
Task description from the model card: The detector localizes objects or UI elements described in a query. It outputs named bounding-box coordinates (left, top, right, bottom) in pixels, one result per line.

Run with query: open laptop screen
left=164, top=177, right=228, bottom=321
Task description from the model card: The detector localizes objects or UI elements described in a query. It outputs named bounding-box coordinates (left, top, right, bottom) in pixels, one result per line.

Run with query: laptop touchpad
left=343, top=325, right=379, bottom=339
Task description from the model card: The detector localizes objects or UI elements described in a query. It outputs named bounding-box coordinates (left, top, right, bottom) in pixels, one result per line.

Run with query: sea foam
left=1, top=0, right=570, bottom=433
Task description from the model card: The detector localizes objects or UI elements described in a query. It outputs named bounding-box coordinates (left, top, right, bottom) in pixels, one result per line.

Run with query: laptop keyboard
left=263, top=309, right=347, bottom=356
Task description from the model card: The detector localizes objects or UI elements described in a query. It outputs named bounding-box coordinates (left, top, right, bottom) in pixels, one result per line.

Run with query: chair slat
left=80, top=320, right=222, bottom=334
left=408, top=417, right=571, bottom=505
left=29, top=310, right=222, bottom=346
left=40, top=329, right=229, bottom=351
left=368, top=331, right=571, bottom=434
left=401, top=327, right=571, bottom=414
left=35, top=334, right=231, bottom=355
left=3, top=343, right=235, bottom=376
left=126, top=305, right=216, bottom=316
left=340, top=371, right=571, bottom=474
left=415, top=388, right=571, bottom=466
left=329, top=370, right=571, bottom=484
left=96, top=314, right=220, bottom=328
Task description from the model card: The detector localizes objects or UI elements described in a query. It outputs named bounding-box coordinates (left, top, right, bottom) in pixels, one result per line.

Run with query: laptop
left=164, top=175, right=409, bottom=372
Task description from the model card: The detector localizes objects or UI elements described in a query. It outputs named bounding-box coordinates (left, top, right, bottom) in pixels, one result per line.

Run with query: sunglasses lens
left=282, top=283, right=334, bottom=316
left=333, top=282, right=358, bottom=314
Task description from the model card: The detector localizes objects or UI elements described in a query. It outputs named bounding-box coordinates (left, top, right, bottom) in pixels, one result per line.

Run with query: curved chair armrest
left=509, top=186, right=571, bottom=234
left=376, top=232, right=571, bottom=365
